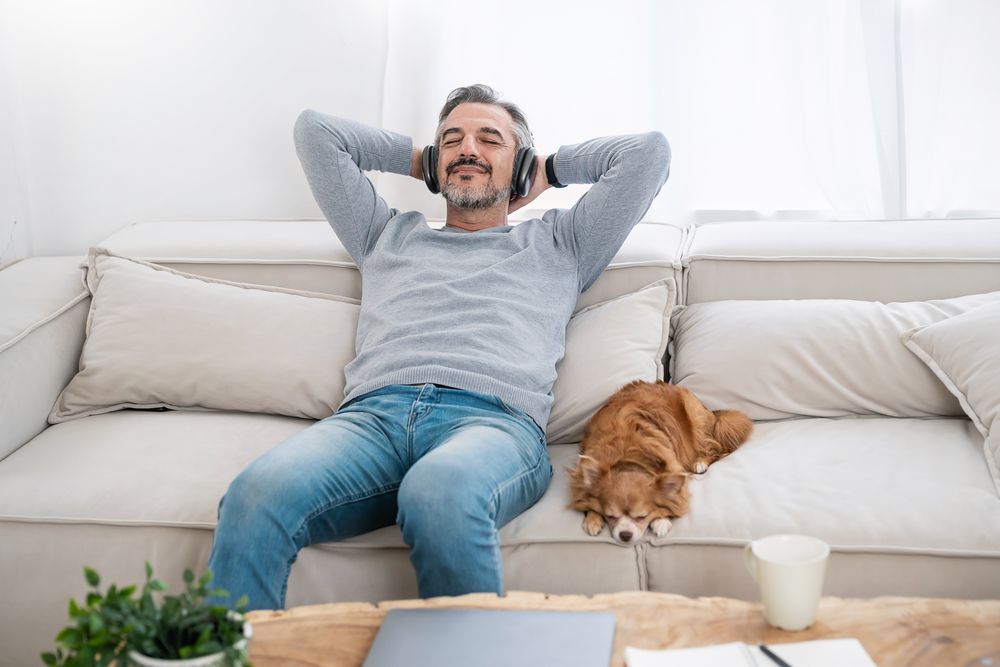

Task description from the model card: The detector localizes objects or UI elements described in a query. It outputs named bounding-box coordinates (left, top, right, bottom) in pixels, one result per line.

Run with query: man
left=206, top=84, right=670, bottom=610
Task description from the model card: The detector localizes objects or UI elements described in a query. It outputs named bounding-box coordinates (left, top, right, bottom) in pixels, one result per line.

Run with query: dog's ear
left=711, top=409, right=754, bottom=453
left=574, top=455, right=606, bottom=488
left=653, top=472, right=691, bottom=516
left=654, top=472, right=686, bottom=498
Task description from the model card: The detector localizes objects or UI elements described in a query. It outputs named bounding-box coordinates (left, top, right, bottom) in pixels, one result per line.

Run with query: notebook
left=362, top=608, right=616, bottom=667
left=624, top=638, right=877, bottom=667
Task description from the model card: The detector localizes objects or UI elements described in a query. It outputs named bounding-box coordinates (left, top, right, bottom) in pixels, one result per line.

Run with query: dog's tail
left=711, top=409, right=753, bottom=455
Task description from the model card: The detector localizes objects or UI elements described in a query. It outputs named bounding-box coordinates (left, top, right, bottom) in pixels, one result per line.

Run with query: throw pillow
left=546, top=279, right=675, bottom=444
left=902, top=301, right=1000, bottom=496
left=48, top=247, right=360, bottom=423
left=670, top=290, right=1000, bottom=421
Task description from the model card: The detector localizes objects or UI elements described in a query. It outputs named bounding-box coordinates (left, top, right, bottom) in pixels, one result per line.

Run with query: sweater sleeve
left=550, top=131, right=671, bottom=293
left=293, top=109, right=413, bottom=266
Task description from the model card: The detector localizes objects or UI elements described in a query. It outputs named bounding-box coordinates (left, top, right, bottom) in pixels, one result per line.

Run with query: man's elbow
left=642, top=130, right=672, bottom=182
left=292, top=109, right=323, bottom=150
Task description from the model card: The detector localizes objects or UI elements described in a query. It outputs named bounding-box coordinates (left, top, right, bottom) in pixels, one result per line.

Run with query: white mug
left=744, top=534, right=830, bottom=631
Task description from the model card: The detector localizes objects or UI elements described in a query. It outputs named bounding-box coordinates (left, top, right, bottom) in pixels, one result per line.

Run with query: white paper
left=748, top=639, right=877, bottom=667
left=624, top=638, right=877, bottom=667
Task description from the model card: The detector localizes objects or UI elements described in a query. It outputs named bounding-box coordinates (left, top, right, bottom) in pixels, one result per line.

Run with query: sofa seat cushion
left=0, top=411, right=640, bottom=603
left=645, top=416, right=1000, bottom=598
left=0, top=410, right=316, bottom=526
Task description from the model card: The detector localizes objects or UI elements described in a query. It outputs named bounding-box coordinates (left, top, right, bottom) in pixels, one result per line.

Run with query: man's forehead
left=442, top=103, right=514, bottom=138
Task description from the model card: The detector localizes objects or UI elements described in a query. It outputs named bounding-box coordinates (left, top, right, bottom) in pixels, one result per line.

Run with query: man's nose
left=459, top=135, right=479, bottom=156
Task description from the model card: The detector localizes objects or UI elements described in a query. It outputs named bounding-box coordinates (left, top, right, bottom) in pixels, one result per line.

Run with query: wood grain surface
left=246, top=591, right=1000, bottom=666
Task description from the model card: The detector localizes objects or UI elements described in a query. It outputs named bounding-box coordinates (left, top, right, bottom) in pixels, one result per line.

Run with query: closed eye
left=634, top=515, right=647, bottom=521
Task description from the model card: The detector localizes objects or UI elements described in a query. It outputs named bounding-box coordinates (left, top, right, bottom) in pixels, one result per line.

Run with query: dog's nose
left=620, top=531, right=633, bottom=542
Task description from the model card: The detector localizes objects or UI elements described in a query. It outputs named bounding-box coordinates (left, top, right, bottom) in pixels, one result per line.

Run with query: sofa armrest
left=0, top=256, right=89, bottom=460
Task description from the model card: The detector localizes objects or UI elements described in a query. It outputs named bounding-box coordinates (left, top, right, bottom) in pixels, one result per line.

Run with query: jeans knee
left=219, top=462, right=286, bottom=523
left=397, top=467, right=492, bottom=532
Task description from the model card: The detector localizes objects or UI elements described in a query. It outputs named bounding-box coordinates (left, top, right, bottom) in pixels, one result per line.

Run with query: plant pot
left=127, top=622, right=252, bottom=667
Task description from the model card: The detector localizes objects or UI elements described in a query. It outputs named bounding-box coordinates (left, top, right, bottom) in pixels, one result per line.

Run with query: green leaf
left=84, top=567, right=100, bottom=588
left=41, top=652, right=57, bottom=666
left=69, top=597, right=82, bottom=618
left=150, top=579, right=167, bottom=592
left=183, top=569, right=194, bottom=585
left=145, top=561, right=153, bottom=580
left=88, top=611, right=104, bottom=635
left=56, top=627, right=82, bottom=650
left=86, top=592, right=102, bottom=608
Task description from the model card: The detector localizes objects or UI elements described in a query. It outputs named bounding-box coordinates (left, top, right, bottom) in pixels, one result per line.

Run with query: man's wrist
left=410, top=146, right=424, bottom=180
left=545, top=153, right=566, bottom=188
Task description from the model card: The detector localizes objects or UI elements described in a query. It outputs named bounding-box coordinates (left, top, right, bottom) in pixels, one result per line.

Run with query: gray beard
left=441, top=177, right=512, bottom=210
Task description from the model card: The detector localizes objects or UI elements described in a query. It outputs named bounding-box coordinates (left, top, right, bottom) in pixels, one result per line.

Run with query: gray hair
left=435, top=84, right=533, bottom=151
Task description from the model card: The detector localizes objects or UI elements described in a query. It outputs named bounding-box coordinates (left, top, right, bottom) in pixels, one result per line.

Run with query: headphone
left=422, top=143, right=537, bottom=199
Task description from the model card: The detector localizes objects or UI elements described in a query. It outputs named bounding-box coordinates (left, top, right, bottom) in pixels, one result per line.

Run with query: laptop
left=362, top=607, right=617, bottom=667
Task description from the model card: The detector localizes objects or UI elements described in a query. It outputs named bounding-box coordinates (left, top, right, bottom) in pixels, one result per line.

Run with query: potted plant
left=43, top=562, right=252, bottom=666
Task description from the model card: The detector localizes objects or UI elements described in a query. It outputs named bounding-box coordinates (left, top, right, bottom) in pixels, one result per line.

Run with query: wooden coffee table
left=246, top=591, right=1000, bottom=666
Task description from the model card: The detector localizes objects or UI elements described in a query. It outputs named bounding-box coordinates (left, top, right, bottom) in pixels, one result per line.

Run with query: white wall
left=0, top=0, right=389, bottom=257
left=0, top=24, right=31, bottom=268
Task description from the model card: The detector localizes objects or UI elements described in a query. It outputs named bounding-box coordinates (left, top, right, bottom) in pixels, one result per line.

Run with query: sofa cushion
left=670, top=290, right=1000, bottom=420
left=0, top=257, right=88, bottom=460
left=48, top=248, right=361, bottom=423
left=903, top=301, right=1000, bottom=495
left=96, top=219, right=685, bottom=312
left=684, top=219, right=1000, bottom=303
left=644, top=416, right=1000, bottom=599
left=547, top=279, right=674, bottom=444
left=3, top=411, right=999, bottom=666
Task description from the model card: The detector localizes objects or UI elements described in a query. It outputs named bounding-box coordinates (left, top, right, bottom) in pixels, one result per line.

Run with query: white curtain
left=376, top=0, right=1000, bottom=225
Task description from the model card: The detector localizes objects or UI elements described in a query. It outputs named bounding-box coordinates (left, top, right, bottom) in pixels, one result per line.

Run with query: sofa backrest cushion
left=670, top=290, right=1000, bottom=420
left=96, top=219, right=684, bottom=313
left=684, top=219, right=1000, bottom=304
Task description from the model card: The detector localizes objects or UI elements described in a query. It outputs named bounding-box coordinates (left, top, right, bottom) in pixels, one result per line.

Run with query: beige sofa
left=2, top=218, right=1000, bottom=666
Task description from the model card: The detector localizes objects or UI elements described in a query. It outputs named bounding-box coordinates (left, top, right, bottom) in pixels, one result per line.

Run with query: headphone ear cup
left=422, top=144, right=439, bottom=194
left=512, top=147, right=537, bottom=198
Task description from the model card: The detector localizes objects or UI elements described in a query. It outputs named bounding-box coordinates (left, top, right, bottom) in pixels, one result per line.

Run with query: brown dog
left=567, top=380, right=753, bottom=544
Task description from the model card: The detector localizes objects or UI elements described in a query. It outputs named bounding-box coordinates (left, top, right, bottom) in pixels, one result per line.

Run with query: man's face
left=438, top=102, right=517, bottom=210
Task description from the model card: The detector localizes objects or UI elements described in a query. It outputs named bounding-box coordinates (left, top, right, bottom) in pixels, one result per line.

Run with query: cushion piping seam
left=0, top=290, right=89, bottom=354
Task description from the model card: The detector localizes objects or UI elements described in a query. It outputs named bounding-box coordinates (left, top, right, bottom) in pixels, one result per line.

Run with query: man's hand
left=508, top=153, right=551, bottom=215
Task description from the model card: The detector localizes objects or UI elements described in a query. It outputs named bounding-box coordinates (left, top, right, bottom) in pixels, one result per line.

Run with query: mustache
left=447, top=157, right=491, bottom=174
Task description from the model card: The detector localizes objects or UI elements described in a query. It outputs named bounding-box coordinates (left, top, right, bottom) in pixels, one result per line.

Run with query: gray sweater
left=293, top=110, right=671, bottom=430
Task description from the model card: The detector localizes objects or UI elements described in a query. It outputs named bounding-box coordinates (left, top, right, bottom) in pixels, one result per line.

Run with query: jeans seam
left=488, top=447, right=548, bottom=526
left=280, top=482, right=400, bottom=605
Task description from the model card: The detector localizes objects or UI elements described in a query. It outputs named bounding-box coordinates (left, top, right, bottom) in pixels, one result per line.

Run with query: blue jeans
left=206, top=383, right=553, bottom=610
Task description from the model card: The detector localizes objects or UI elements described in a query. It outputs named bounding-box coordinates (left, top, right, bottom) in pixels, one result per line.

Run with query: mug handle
left=743, top=543, right=758, bottom=581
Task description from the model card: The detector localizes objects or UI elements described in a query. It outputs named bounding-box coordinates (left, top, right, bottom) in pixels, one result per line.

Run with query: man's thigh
left=229, top=407, right=409, bottom=545
left=401, top=416, right=553, bottom=528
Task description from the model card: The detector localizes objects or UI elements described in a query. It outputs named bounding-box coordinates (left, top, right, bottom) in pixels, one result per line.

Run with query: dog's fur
left=567, top=380, right=753, bottom=544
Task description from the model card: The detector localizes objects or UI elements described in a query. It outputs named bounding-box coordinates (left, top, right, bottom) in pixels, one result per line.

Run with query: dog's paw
left=583, top=511, right=605, bottom=536
left=651, top=517, right=673, bottom=537
left=694, top=460, right=709, bottom=474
